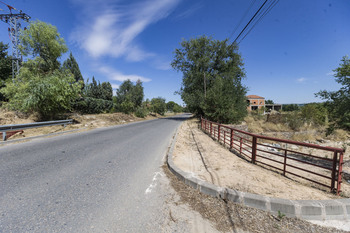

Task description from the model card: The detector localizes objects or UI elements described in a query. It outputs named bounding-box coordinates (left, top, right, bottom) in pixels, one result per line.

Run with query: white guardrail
left=0, top=119, right=73, bottom=141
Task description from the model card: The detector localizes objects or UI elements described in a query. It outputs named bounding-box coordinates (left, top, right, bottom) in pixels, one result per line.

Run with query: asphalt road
left=0, top=114, right=191, bottom=232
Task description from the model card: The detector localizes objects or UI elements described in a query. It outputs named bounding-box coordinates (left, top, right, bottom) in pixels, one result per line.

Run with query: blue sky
left=0, top=0, right=349, bottom=104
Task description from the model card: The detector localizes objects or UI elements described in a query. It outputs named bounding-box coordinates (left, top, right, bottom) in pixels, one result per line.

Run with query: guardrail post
left=337, top=152, right=344, bottom=195
left=230, top=129, right=234, bottom=149
left=252, top=136, right=257, bottom=164
left=283, top=150, right=287, bottom=176
left=218, top=125, right=221, bottom=142
left=3, top=132, right=7, bottom=141
left=331, top=151, right=338, bottom=192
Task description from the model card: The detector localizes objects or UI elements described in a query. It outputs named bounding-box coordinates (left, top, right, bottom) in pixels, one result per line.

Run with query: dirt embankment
left=0, top=110, right=162, bottom=141
left=172, top=118, right=350, bottom=200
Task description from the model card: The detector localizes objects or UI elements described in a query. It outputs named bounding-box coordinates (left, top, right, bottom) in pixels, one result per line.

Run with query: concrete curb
left=166, top=126, right=350, bottom=221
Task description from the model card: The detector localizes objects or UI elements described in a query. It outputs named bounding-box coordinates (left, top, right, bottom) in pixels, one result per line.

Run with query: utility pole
left=0, top=2, right=30, bottom=79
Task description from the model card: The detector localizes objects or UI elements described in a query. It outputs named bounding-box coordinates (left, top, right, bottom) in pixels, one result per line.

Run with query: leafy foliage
left=0, top=42, right=12, bottom=101
left=73, top=97, right=113, bottom=114
left=151, top=97, right=166, bottom=115
left=1, top=67, right=81, bottom=119
left=203, top=76, right=247, bottom=123
left=316, top=56, right=350, bottom=130
left=282, top=104, right=300, bottom=112
left=265, top=99, right=274, bottom=104
left=63, top=52, right=84, bottom=83
left=171, top=36, right=247, bottom=123
left=19, top=20, right=68, bottom=71
left=115, top=79, right=144, bottom=114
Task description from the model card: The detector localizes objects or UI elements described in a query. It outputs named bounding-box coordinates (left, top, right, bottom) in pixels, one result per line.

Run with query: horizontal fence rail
left=0, top=119, right=73, bottom=141
left=201, top=118, right=345, bottom=195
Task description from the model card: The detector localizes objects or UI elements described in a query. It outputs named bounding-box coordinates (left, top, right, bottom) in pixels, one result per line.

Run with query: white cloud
left=111, top=83, right=120, bottom=89
left=326, top=71, right=335, bottom=76
left=297, top=77, right=307, bottom=83
left=174, top=2, right=203, bottom=21
left=70, top=0, right=180, bottom=61
left=98, top=66, right=151, bottom=83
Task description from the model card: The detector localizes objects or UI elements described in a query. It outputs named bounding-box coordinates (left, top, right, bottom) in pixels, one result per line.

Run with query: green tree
left=203, top=76, right=247, bottom=123
left=19, top=20, right=68, bottom=71
left=131, top=80, right=144, bottom=108
left=63, top=52, right=84, bottom=83
left=166, top=101, right=176, bottom=112
left=282, top=104, right=300, bottom=112
left=1, top=67, right=81, bottom=119
left=316, top=56, right=350, bottom=130
left=115, top=79, right=144, bottom=113
left=173, top=103, right=183, bottom=113
left=100, top=82, right=113, bottom=101
left=151, top=97, right=166, bottom=116
left=171, top=36, right=247, bottom=123
left=0, top=42, right=12, bottom=101
left=265, top=99, right=274, bottom=104
left=1, top=21, right=81, bottom=119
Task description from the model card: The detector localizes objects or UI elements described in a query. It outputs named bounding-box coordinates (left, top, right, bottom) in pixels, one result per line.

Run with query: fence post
left=240, top=138, right=243, bottom=154
left=218, top=125, right=221, bottom=142
left=230, top=129, right=234, bottom=149
left=331, top=151, right=338, bottom=192
left=283, top=150, right=287, bottom=176
left=2, top=131, right=7, bottom=141
left=337, top=152, right=344, bottom=195
left=252, top=136, right=257, bottom=164
left=210, top=122, right=212, bottom=136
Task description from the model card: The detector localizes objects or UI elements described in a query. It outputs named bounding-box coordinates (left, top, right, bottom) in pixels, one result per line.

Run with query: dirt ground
left=172, top=118, right=350, bottom=200
left=164, top=164, right=347, bottom=233
left=0, top=110, right=163, bottom=142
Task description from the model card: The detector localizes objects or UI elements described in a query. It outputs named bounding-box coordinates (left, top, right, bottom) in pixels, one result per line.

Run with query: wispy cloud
left=98, top=66, right=151, bottom=83
left=296, top=77, right=307, bottom=83
left=70, top=0, right=180, bottom=61
left=111, top=83, right=120, bottom=90
left=326, top=71, right=335, bottom=76
left=173, top=2, right=203, bottom=21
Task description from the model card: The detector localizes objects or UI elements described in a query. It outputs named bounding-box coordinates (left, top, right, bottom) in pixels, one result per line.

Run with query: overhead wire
left=232, top=0, right=269, bottom=44
left=228, top=0, right=258, bottom=41
left=237, top=0, right=279, bottom=44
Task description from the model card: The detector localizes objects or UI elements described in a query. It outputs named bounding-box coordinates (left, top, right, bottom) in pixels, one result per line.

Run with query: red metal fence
left=201, top=118, right=345, bottom=195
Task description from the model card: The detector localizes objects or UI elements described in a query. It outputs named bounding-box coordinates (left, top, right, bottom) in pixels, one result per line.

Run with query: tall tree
left=115, top=79, right=144, bottom=113
left=0, top=42, right=12, bottom=101
left=171, top=36, right=247, bottom=123
left=100, top=82, right=113, bottom=101
left=63, top=52, right=84, bottom=83
left=19, top=20, right=68, bottom=71
left=1, top=21, right=81, bottom=119
left=316, top=55, right=350, bottom=130
left=151, top=97, right=166, bottom=116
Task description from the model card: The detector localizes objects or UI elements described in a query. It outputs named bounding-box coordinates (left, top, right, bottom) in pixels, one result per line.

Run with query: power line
left=233, top=0, right=269, bottom=44
left=228, top=0, right=257, bottom=41
left=237, top=0, right=279, bottom=44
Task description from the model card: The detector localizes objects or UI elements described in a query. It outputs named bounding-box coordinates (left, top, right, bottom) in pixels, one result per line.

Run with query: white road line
left=145, top=171, right=163, bottom=194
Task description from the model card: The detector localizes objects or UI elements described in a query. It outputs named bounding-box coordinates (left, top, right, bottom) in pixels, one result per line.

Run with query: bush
left=135, top=106, right=149, bottom=118
left=73, top=97, right=113, bottom=114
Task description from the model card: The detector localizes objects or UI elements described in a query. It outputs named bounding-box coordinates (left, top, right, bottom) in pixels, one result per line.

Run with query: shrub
left=73, top=97, right=113, bottom=114
left=135, top=106, right=149, bottom=118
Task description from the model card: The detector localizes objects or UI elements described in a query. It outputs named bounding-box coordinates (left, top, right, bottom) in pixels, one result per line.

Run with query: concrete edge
left=166, top=123, right=350, bottom=221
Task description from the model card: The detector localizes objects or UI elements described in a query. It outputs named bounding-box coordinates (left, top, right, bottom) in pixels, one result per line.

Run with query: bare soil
left=164, top=164, right=346, bottom=233
left=0, top=110, right=163, bottom=142
left=172, top=118, right=350, bottom=200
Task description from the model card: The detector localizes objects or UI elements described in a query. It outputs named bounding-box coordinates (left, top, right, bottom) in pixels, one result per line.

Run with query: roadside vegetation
left=0, top=20, right=183, bottom=121
left=244, top=55, right=350, bottom=143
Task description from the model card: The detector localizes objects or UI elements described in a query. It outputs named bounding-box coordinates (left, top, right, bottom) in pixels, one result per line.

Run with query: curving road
left=0, top=114, right=192, bottom=232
